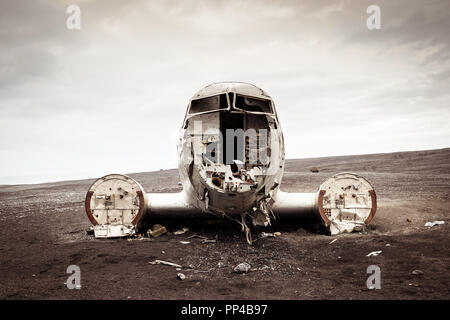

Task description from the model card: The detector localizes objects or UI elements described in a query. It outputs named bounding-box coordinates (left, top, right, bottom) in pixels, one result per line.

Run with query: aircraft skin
left=177, top=82, right=285, bottom=223
left=85, top=82, right=377, bottom=242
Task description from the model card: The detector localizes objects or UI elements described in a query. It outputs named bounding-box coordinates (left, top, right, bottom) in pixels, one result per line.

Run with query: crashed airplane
left=85, top=82, right=377, bottom=243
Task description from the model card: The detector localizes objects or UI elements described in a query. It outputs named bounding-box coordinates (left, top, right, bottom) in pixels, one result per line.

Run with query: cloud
left=0, top=0, right=449, bottom=183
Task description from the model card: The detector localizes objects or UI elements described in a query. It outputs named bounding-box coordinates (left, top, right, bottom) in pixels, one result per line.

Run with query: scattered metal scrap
left=187, top=234, right=217, bottom=243
left=174, top=227, right=189, bottom=235
left=261, top=232, right=274, bottom=238
left=149, top=260, right=182, bottom=268
left=411, top=270, right=424, bottom=275
left=424, top=221, right=444, bottom=227
left=260, top=231, right=281, bottom=239
left=366, top=251, right=382, bottom=257
left=147, top=224, right=167, bottom=237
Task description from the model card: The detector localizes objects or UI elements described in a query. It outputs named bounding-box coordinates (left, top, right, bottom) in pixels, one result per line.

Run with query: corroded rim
left=131, top=191, right=146, bottom=226
left=85, top=190, right=97, bottom=225
left=365, top=189, right=377, bottom=224
left=317, top=189, right=331, bottom=226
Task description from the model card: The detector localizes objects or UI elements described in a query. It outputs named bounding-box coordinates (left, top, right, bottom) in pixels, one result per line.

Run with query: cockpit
left=187, top=93, right=274, bottom=116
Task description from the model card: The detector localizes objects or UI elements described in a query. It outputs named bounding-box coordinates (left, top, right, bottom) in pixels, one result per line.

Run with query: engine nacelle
left=85, top=174, right=147, bottom=238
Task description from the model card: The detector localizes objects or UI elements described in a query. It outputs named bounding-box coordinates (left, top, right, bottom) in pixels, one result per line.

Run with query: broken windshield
left=234, top=95, right=272, bottom=114
left=189, top=94, right=228, bottom=114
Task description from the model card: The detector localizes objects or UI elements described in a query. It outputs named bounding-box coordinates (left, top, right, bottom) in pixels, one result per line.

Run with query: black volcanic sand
left=0, top=148, right=449, bottom=299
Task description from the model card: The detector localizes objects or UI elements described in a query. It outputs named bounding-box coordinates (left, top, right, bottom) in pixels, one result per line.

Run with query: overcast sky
left=1, top=0, right=449, bottom=184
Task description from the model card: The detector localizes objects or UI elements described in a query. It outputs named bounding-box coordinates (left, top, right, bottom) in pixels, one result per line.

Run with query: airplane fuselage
left=177, top=82, right=284, bottom=222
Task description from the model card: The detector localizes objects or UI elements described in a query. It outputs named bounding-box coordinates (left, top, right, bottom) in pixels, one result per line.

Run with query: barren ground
left=0, top=148, right=449, bottom=299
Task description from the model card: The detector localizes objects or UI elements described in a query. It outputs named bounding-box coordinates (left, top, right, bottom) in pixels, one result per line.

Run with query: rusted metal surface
left=131, top=191, right=145, bottom=226
left=317, top=189, right=331, bottom=225
left=84, top=191, right=97, bottom=226
left=365, top=189, right=377, bottom=224
left=85, top=174, right=147, bottom=237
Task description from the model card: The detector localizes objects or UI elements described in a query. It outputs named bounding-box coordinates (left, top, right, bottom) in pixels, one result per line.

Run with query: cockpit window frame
left=184, top=92, right=276, bottom=130
left=232, top=93, right=274, bottom=115
left=187, top=93, right=231, bottom=116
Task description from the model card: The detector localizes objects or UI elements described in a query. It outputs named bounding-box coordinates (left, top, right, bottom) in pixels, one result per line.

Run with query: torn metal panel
left=177, top=83, right=284, bottom=222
